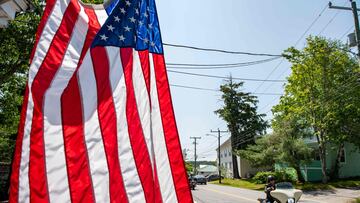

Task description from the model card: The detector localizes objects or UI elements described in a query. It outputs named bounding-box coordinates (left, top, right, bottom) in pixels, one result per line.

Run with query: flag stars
left=119, top=35, right=125, bottom=41
left=135, top=8, right=139, bottom=15
left=124, top=25, right=131, bottom=32
left=138, top=21, right=144, bottom=26
left=114, top=16, right=120, bottom=22
left=143, top=38, right=149, bottom=43
left=150, top=41, right=155, bottom=47
left=125, top=0, right=131, bottom=6
left=148, top=24, right=153, bottom=29
left=143, top=12, right=149, bottom=18
left=100, top=34, right=108, bottom=41
left=129, top=17, right=136, bottom=23
left=120, top=8, right=126, bottom=14
left=107, top=24, right=115, bottom=32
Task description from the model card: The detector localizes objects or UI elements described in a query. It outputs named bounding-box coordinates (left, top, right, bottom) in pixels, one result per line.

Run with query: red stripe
left=120, top=48, right=161, bottom=203
left=91, top=47, right=128, bottom=203
left=152, top=54, right=193, bottom=203
left=138, top=50, right=162, bottom=203
left=9, top=85, right=29, bottom=203
left=60, top=7, right=100, bottom=203
left=29, top=0, right=57, bottom=63
left=28, top=1, right=80, bottom=202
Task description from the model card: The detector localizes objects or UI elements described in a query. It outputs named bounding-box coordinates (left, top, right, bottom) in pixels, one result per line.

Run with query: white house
left=217, top=137, right=263, bottom=178
left=0, top=0, right=31, bottom=27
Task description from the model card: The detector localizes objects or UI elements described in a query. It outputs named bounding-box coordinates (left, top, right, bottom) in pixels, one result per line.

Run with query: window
left=313, top=149, right=320, bottom=161
left=340, top=148, right=346, bottom=163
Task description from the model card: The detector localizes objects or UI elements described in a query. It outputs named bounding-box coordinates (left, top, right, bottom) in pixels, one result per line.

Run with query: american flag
left=9, top=0, right=193, bottom=202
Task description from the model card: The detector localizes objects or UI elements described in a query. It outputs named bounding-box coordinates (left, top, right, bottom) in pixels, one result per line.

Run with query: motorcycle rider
left=265, top=175, right=276, bottom=203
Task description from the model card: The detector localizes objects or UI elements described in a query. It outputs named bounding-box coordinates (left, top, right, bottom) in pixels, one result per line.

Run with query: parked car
left=194, top=175, right=207, bottom=185
left=206, top=174, right=223, bottom=182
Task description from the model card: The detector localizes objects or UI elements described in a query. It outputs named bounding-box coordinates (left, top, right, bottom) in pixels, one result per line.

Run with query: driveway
left=192, top=183, right=359, bottom=203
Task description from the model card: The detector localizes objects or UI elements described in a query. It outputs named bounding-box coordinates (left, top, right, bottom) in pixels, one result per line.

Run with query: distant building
left=198, top=165, right=217, bottom=177
left=0, top=0, right=32, bottom=27
left=217, top=138, right=263, bottom=178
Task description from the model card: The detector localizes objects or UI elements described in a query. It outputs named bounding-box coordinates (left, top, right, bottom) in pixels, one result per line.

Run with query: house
left=0, top=0, right=32, bottom=27
left=198, top=165, right=217, bottom=177
left=277, top=136, right=360, bottom=182
left=217, top=138, right=263, bottom=178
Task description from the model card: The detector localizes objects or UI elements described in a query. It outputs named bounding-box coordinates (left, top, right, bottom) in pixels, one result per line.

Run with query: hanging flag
left=9, top=0, right=193, bottom=202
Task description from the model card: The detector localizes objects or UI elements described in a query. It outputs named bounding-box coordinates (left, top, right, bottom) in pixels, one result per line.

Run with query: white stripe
left=18, top=0, right=70, bottom=201
left=106, top=47, right=146, bottom=203
left=94, top=8, right=107, bottom=26
left=43, top=4, right=89, bottom=203
left=132, top=50, right=154, bottom=166
left=149, top=54, right=178, bottom=203
left=78, top=52, right=110, bottom=203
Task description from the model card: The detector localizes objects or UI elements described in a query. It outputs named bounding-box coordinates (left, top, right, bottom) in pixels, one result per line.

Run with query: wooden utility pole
left=210, top=129, right=228, bottom=184
left=190, top=137, right=201, bottom=175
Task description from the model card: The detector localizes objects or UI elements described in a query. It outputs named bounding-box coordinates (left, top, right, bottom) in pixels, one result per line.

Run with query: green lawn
left=211, top=178, right=360, bottom=191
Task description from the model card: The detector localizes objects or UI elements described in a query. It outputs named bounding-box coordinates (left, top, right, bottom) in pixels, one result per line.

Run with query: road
left=192, top=184, right=327, bottom=203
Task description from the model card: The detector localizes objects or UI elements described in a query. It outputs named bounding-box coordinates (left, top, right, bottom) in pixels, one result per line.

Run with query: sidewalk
left=302, top=188, right=360, bottom=203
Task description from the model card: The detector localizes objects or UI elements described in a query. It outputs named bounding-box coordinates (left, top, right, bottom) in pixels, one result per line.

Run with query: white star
left=143, top=38, right=149, bottom=43
left=125, top=0, right=131, bottom=6
left=138, top=21, right=144, bottom=26
left=120, top=8, right=126, bottom=14
left=124, top=25, right=131, bottom=32
left=114, top=16, right=120, bottom=22
left=135, top=8, right=139, bottom=15
left=150, top=41, right=155, bottom=47
left=147, top=7, right=150, bottom=11
left=119, top=35, right=125, bottom=41
left=148, top=24, right=153, bottom=29
left=134, top=36, right=137, bottom=42
left=143, top=12, right=149, bottom=18
left=100, top=34, right=108, bottom=41
left=107, top=24, right=115, bottom=32
left=129, top=17, right=136, bottom=23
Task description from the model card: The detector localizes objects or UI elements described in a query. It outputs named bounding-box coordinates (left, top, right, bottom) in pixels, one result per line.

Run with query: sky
left=154, top=0, right=356, bottom=161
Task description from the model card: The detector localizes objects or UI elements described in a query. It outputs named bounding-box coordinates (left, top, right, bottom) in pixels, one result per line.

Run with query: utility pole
left=190, top=137, right=201, bottom=175
left=210, top=128, right=228, bottom=184
left=329, top=1, right=360, bottom=58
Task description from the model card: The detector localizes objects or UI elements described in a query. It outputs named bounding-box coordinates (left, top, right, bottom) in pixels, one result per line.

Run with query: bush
left=252, top=169, right=297, bottom=184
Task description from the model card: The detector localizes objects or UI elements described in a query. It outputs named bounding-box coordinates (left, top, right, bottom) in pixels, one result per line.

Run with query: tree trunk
left=232, top=154, right=240, bottom=179
left=316, top=132, right=328, bottom=183
left=330, top=143, right=344, bottom=180
left=294, top=164, right=305, bottom=183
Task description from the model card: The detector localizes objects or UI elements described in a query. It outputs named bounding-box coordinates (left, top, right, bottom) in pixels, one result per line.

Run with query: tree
left=274, top=36, right=360, bottom=182
left=215, top=77, right=268, bottom=178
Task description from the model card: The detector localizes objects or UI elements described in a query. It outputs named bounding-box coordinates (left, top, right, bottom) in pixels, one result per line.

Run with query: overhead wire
left=318, top=1, right=347, bottom=36
left=163, top=43, right=282, bottom=57
left=166, top=56, right=282, bottom=70
left=167, top=70, right=287, bottom=82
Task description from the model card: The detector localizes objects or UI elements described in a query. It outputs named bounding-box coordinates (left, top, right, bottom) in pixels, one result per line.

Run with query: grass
left=211, top=177, right=360, bottom=191
left=211, top=178, right=264, bottom=190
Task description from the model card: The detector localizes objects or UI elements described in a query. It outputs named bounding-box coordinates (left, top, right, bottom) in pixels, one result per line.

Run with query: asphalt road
left=192, top=184, right=323, bottom=203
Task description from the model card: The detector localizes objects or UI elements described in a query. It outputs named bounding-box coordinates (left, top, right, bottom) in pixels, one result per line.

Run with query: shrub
left=252, top=169, right=297, bottom=184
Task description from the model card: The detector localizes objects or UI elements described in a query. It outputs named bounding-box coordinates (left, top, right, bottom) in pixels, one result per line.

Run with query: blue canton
left=92, top=0, right=163, bottom=54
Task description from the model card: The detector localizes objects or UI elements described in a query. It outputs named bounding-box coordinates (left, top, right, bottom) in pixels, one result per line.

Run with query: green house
left=277, top=138, right=360, bottom=182
left=299, top=140, right=360, bottom=182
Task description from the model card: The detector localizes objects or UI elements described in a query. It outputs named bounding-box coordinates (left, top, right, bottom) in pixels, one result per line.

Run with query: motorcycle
left=189, top=177, right=197, bottom=190
left=258, top=182, right=302, bottom=203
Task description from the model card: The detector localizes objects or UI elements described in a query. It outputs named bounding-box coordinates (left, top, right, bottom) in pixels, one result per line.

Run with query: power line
left=163, top=43, right=282, bottom=57
left=254, top=3, right=328, bottom=94
left=166, top=56, right=282, bottom=69
left=318, top=1, right=347, bottom=35
left=169, top=83, right=283, bottom=95
left=167, top=70, right=287, bottom=82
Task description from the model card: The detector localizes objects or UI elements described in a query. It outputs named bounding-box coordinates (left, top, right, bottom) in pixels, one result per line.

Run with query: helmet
left=267, top=175, right=275, bottom=182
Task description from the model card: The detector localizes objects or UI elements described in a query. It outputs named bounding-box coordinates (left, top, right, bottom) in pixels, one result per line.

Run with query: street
left=192, top=184, right=358, bottom=203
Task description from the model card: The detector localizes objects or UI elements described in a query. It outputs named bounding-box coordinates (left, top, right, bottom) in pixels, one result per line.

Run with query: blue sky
left=155, top=0, right=356, bottom=161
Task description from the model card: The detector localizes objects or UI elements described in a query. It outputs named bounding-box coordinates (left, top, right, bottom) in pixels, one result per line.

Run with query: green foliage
left=252, top=170, right=297, bottom=184
left=215, top=77, right=268, bottom=149
left=273, top=36, right=360, bottom=182
left=185, top=162, right=193, bottom=173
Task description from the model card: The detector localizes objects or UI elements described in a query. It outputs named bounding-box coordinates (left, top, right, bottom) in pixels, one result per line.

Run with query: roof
left=216, top=137, right=231, bottom=150
left=198, top=165, right=217, bottom=173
